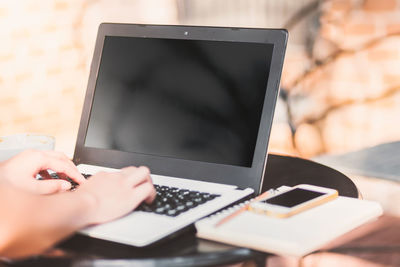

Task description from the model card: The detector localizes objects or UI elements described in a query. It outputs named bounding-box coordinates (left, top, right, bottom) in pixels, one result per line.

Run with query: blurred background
left=0, top=0, right=399, bottom=211
left=1, top=0, right=400, bottom=158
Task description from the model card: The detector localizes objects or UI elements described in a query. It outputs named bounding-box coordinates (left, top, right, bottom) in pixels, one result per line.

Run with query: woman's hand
left=0, top=160, right=155, bottom=259
left=75, top=166, right=156, bottom=225
left=0, top=150, right=86, bottom=194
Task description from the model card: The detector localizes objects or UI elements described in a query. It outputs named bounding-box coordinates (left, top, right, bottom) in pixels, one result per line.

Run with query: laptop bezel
left=73, top=23, right=287, bottom=193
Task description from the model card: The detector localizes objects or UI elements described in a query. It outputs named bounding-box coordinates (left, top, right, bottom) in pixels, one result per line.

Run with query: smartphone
left=249, top=184, right=338, bottom=218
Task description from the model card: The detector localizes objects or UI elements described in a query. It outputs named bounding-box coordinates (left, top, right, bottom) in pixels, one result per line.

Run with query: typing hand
left=0, top=150, right=86, bottom=194
left=75, top=166, right=156, bottom=225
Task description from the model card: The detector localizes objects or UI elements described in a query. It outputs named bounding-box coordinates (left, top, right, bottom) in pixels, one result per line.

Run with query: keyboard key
left=155, top=207, right=166, bottom=214
left=176, top=205, right=187, bottom=212
left=186, top=201, right=195, bottom=208
left=194, top=197, right=206, bottom=204
left=42, top=173, right=91, bottom=191
left=167, top=209, right=178, bottom=216
left=137, top=184, right=220, bottom=217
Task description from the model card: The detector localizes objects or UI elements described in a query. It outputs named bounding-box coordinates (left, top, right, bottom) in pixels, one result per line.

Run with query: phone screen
left=263, top=188, right=326, bottom=208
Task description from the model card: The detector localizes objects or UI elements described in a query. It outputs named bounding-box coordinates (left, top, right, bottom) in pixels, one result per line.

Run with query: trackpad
left=80, top=212, right=175, bottom=246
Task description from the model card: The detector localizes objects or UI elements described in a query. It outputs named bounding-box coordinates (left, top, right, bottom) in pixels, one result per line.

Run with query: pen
left=214, top=190, right=271, bottom=227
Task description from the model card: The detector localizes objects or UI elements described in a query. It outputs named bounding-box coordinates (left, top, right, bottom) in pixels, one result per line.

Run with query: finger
left=139, top=166, right=153, bottom=183
left=41, top=151, right=86, bottom=184
left=34, top=155, right=85, bottom=185
left=144, top=182, right=156, bottom=204
left=39, top=170, right=74, bottom=188
left=132, top=167, right=155, bottom=203
left=38, top=151, right=86, bottom=184
left=57, top=172, right=77, bottom=186
left=31, top=179, right=72, bottom=195
left=130, top=182, right=156, bottom=207
left=42, top=150, right=68, bottom=160
left=122, top=166, right=151, bottom=188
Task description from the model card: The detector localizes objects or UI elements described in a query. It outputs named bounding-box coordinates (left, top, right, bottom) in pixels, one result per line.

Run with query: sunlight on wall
left=0, top=0, right=177, bottom=157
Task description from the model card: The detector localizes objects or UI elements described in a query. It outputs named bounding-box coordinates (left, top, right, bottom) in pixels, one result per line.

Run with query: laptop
left=73, top=23, right=287, bottom=247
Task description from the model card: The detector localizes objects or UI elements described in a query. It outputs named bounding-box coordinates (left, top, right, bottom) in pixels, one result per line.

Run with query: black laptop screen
left=84, top=36, right=273, bottom=167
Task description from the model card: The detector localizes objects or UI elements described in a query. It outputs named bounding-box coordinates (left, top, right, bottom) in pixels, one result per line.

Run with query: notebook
left=195, top=188, right=383, bottom=257
left=72, top=23, right=288, bottom=247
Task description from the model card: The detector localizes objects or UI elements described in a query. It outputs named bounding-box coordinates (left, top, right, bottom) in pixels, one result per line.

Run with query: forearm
left=0, top=185, right=94, bottom=259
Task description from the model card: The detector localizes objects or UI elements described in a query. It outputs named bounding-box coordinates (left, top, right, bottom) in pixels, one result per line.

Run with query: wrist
left=74, top=190, right=98, bottom=227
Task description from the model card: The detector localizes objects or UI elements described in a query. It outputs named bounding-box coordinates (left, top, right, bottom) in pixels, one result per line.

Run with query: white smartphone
left=249, top=184, right=338, bottom=218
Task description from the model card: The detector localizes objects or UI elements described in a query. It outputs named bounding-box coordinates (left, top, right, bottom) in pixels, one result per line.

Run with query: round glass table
left=7, top=154, right=359, bottom=267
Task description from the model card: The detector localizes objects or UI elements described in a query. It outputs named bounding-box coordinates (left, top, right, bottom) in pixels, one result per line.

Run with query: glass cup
left=0, top=133, right=55, bottom=161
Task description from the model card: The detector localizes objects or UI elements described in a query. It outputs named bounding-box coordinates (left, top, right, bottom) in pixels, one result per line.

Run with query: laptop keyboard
left=47, top=173, right=220, bottom=217
left=137, top=185, right=221, bottom=217
left=46, top=172, right=88, bottom=190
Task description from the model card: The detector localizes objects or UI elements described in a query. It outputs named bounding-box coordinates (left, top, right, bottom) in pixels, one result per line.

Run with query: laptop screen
left=84, top=36, right=273, bottom=167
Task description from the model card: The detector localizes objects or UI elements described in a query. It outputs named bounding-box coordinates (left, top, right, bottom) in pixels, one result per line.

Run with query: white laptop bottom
left=77, top=164, right=254, bottom=247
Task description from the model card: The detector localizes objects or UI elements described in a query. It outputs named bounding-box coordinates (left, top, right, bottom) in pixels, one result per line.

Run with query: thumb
left=33, top=179, right=72, bottom=194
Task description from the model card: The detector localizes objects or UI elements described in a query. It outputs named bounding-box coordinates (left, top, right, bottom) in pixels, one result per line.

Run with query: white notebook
left=195, top=193, right=382, bottom=257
